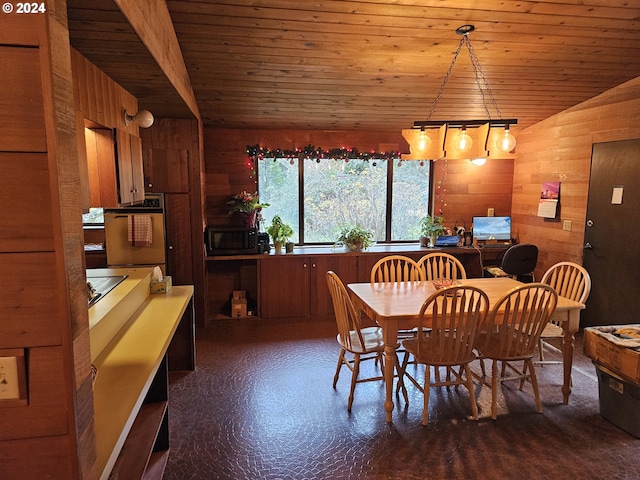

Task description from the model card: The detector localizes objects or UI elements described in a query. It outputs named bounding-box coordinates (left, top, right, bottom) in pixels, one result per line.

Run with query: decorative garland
left=244, top=145, right=430, bottom=185
left=246, top=144, right=401, bottom=161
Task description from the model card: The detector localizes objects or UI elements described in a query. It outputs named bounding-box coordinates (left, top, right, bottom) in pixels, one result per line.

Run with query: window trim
left=258, top=157, right=434, bottom=245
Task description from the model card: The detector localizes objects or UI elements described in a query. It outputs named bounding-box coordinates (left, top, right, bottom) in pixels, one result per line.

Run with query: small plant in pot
left=336, top=224, right=375, bottom=252
left=419, top=215, right=446, bottom=247
left=266, top=215, right=294, bottom=253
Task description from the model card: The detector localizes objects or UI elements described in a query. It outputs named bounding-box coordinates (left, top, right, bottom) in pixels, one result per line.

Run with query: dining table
left=347, top=277, right=585, bottom=422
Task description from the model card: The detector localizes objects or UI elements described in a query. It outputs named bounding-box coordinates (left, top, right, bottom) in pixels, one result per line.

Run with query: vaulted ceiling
left=67, top=1, right=640, bottom=134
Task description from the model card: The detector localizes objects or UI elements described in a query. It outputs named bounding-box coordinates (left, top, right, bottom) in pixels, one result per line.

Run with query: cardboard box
left=150, top=276, right=172, bottom=294
left=231, top=290, right=247, bottom=317
left=594, top=362, right=640, bottom=438
left=584, top=325, right=640, bottom=384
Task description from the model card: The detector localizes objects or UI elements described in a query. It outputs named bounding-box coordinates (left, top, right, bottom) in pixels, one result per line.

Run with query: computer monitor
left=472, top=216, right=511, bottom=241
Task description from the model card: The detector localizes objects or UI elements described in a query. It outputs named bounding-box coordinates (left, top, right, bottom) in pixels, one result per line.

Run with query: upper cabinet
left=144, top=148, right=190, bottom=193
left=72, top=49, right=144, bottom=208
left=115, top=129, right=145, bottom=205
left=85, top=126, right=118, bottom=208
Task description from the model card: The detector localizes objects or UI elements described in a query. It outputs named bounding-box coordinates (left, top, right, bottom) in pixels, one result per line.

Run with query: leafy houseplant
left=336, top=224, right=375, bottom=252
left=227, top=191, right=269, bottom=227
left=419, top=215, right=446, bottom=247
left=266, top=215, right=294, bottom=252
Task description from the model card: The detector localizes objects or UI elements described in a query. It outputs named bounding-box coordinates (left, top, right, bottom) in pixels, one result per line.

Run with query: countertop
left=91, top=280, right=194, bottom=479
left=206, top=242, right=511, bottom=261
left=88, top=267, right=158, bottom=362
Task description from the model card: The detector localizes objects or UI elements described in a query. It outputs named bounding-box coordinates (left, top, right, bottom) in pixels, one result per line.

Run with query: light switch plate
left=563, top=220, right=572, bottom=231
left=0, top=348, right=28, bottom=406
left=0, top=356, right=20, bottom=399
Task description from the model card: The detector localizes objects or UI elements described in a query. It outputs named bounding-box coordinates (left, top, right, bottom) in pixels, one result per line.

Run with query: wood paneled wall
left=71, top=47, right=140, bottom=210
left=514, top=76, right=640, bottom=279
left=0, top=4, right=95, bottom=479
left=203, top=128, right=513, bottom=234
left=433, top=158, right=514, bottom=232
left=71, top=48, right=139, bottom=132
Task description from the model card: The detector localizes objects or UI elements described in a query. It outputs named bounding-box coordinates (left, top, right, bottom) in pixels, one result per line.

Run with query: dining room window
left=258, top=158, right=431, bottom=244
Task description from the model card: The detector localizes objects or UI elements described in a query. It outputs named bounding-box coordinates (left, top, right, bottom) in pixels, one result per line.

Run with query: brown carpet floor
left=164, top=318, right=640, bottom=479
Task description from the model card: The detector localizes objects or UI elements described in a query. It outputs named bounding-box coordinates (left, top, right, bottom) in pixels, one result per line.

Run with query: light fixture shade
left=124, top=109, right=155, bottom=128
left=134, top=110, right=154, bottom=128
left=455, top=129, right=473, bottom=153
left=470, top=157, right=487, bottom=166
left=401, top=128, right=444, bottom=160
left=496, top=127, right=516, bottom=153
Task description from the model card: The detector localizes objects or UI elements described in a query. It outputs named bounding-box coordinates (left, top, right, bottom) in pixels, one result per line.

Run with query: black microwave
left=205, top=226, right=259, bottom=256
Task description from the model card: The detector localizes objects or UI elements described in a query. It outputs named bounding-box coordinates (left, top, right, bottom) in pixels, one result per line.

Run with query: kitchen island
left=87, top=267, right=194, bottom=480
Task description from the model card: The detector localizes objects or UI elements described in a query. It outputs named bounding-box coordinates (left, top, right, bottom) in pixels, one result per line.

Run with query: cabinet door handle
left=168, top=245, right=173, bottom=250
left=303, top=263, right=308, bottom=268
left=312, top=263, right=316, bottom=268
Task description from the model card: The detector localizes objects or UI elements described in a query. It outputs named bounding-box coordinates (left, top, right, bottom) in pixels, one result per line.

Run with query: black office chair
left=483, top=244, right=538, bottom=283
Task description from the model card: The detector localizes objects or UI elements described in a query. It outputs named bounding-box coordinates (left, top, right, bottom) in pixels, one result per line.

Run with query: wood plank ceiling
left=67, top=0, right=640, bottom=134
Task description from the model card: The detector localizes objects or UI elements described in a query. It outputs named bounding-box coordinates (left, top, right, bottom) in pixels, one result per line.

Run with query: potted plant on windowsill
left=266, top=215, right=294, bottom=253
left=419, top=215, right=446, bottom=247
left=335, top=224, right=375, bottom=252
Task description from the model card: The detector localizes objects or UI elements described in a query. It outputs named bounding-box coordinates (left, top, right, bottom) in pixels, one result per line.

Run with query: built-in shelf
left=109, top=373, right=169, bottom=479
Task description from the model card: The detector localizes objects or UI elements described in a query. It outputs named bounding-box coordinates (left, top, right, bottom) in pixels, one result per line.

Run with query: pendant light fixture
left=402, top=25, right=517, bottom=163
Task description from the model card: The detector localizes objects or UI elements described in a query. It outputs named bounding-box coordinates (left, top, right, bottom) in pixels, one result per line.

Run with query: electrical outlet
left=563, top=220, right=572, bottom=232
left=0, top=356, right=20, bottom=400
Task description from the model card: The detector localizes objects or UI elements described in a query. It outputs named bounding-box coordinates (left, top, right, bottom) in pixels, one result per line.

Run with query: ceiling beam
left=113, top=0, right=200, bottom=119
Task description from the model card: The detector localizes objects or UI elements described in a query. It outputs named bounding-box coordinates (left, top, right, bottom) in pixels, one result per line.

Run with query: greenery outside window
left=259, top=157, right=432, bottom=244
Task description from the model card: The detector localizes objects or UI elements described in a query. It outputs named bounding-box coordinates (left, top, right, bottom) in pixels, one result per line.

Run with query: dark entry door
left=582, top=139, right=640, bottom=327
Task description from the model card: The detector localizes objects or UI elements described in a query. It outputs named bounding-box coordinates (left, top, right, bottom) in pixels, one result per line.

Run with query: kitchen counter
left=204, top=243, right=511, bottom=261
left=88, top=267, right=155, bottom=362
left=87, top=266, right=194, bottom=479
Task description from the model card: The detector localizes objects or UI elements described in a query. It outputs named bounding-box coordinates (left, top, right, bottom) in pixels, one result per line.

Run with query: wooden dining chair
left=370, top=255, right=424, bottom=284
left=326, top=271, right=407, bottom=411
left=417, top=252, right=467, bottom=281
left=537, top=262, right=591, bottom=364
left=474, top=283, right=558, bottom=420
left=416, top=252, right=468, bottom=383
left=401, top=285, right=489, bottom=425
left=370, top=255, right=425, bottom=378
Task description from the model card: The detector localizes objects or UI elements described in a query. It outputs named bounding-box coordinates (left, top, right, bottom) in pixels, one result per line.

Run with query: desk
left=347, top=277, right=585, bottom=422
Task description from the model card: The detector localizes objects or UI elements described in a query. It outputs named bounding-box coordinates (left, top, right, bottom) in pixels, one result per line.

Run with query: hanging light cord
left=426, top=28, right=503, bottom=121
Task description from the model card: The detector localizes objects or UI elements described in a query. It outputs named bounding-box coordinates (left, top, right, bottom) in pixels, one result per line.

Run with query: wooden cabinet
left=260, top=256, right=309, bottom=318
left=84, top=126, right=119, bottom=208
left=139, top=118, right=205, bottom=327
left=206, top=246, right=505, bottom=322
left=259, top=255, right=358, bottom=318
left=165, top=193, right=193, bottom=286
left=310, top=255, right=358, bottom=316
left=144, top=148, right=189, bottom=193
left=115, top=128, right=145, bottom=205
